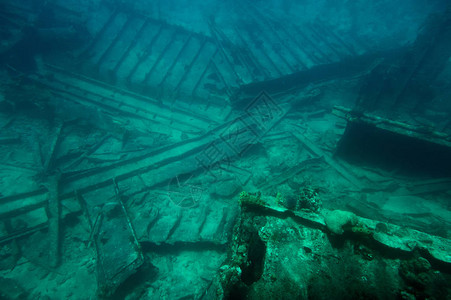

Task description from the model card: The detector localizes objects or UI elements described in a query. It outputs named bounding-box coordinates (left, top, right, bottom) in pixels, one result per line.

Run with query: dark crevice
left=240, top=232, right=266, bottom=285
left=336, top=121, right=451, bottom=178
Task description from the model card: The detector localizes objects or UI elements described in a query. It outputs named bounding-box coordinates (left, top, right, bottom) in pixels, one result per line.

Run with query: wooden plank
left=142, top=29, right=178, bottom=85
left=315, top=22, right=358, bottom=56
left=112, top=19, right=149, bottom=74
left=113, top=178, right=142, bottom=254
left=43, top=175, right=61, bottom=268
left=0, top=135, right=20, bottom=144
left=208, top=21, right=243, bottom=84
left=291, top=25, right=331, bottom=64
left=257, top=157, right=325, bottom=191
left=233, top=26, right=270, bottom=80
left=274, top=23, right=315, bottom=68
left=332, top=105, right=451, bottom=148
left=159, top=34, right=193, bottom=87
left=79, top=9, right=119, bottom=59
left=66, top=134, right=111, bottom=170
left=245, top=14, right=296, bottom=73
left=0, top=189, right=48, bottom=219
left=94, top=184, right=144, bottom=298
left=406, top=178, right=451, bottom=194
left=211, top=58, right=232, bottom=97
left=96, top=15, right=132, bottom=67
left=210, top=26, right=255, bottom=83
left=59, top=105, right=286, bottom=201
left=126, top=24, right=164, bottom=82
left=174, top=37, right=207, bottom=92
left=44, top=121, right=64, bottom=173
left=252, top=9, right=307, bottom=70
left=237, top=51, right=383, bottom=98
left=0, top=224, right=48, bottom=245
left=240, top=23, right=284, bottom=77
left=306, top=22, right=344, bottom=60
left=60, top=122, right=229, bottom=195
left=192, top=50, right=218, bottom=96
left=33, top=66, right=216, bottom=130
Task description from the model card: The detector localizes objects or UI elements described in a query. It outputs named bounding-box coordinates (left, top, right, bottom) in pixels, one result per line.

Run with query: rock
left=323, top=210, right=357, bottom=235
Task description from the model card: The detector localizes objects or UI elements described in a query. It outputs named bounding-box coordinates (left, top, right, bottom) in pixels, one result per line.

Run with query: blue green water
left=0, top=0, right=450, bottom=299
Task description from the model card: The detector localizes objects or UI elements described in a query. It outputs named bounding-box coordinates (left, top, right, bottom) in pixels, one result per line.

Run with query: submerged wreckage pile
left=208, top=192, right=451, bottom=299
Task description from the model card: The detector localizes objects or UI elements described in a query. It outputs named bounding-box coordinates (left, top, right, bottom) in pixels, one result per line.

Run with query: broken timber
left=233, top=50, right=398, bottom=107
left=94, top=183, right=144, bottom=298
left=0, top=189, right=49, bottom=245
left=333, top=105, right=451, bottom=177
left=333, top=105, right=451, bottom=148
left=0, top=110, right=277, bottom=244
left=46, top=5, right=376, bottom=106
left=44, top=175, right=61, bottom=268
left=44, top=122, right=64, bottom=173
left=32, top=65, right=222, bottom=134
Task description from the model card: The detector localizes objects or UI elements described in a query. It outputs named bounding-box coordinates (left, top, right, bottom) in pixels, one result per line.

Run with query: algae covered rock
left=399, top=257, right=449, bottom=298
left=297, top=186, right=322, bottom=212
left=239, top=191, right=265, bottom=207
